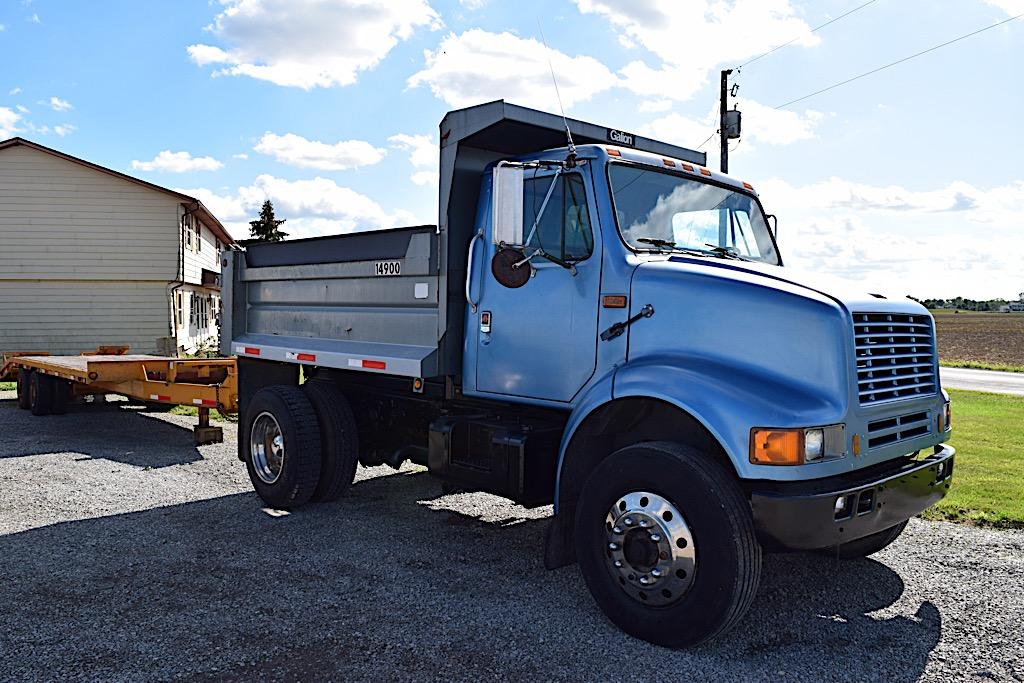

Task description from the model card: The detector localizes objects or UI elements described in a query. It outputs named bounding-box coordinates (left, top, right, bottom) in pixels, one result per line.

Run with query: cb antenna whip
left=537, top=19, right=577, bottom=165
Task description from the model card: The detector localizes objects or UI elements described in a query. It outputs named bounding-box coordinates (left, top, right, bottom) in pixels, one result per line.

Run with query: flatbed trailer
left=1, top=348, right=237, bottom=444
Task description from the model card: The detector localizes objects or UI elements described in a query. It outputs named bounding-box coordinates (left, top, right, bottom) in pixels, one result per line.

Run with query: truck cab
left=222, top=100, right=954, bottom=648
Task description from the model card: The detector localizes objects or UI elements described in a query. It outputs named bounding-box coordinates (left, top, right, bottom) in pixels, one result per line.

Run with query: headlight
left=750, top=425, right=846, bottom=465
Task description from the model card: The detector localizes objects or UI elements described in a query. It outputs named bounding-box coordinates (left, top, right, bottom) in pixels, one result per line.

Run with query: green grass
left=169, top=405, right=238, bottom=423
left=922, top=388, right=1024, bottom=528
left=941, top=360, right=1024, bottom=373
left=0, top=381, right=14, bottom=391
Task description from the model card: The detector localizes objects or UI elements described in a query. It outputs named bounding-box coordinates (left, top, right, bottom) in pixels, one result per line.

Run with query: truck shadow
left=0, top=397, right=203, bottom=468
left=0, top=466, right=940, bottom=682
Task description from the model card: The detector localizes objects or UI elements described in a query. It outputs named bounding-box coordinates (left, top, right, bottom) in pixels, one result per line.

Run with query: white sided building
left=0, top=137, right=235, bottom=357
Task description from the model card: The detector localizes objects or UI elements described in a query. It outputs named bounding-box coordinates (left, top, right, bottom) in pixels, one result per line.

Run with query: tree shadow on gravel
left=0, top=467, right=940, bottom=682
left=0, top=397, right=202, bottom=468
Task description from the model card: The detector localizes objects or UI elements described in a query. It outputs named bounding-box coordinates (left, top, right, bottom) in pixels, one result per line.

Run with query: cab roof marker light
left=699, top=168, right=712, bottom=176
left=662, top=158, right=676, bottom=167
left=606, top=148, right=621, bottom=157
left=681, top=163, right=695, bottom=172
left=743, top=182, right=754, bottom=190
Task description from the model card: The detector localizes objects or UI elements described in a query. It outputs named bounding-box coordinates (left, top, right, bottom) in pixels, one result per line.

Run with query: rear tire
left=16, top=370, right=32, bottom=410
left=28, top=371, right=53, bottom=416
left=301, top=380, right=359, bottom=502
left=821, top=521, right=908, bottom=559
left=242, top=385, right=322, bottom=509
left=574, top=441, right=761, bottom=647
left=50, top=378, right=71, bottom=415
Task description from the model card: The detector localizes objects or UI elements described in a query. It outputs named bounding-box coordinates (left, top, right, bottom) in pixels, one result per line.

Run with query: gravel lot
left=1, top=393, right=1023, bottom=682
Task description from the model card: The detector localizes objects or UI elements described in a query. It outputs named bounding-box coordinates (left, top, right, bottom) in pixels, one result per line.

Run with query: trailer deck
left=1, top=349, right=238, bottom=444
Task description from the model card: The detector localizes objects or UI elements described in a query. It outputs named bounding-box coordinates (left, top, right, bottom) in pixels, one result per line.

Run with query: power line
left=737, top=0, right=880, bottom=70
left=776, top=12, right=1024, bottom=109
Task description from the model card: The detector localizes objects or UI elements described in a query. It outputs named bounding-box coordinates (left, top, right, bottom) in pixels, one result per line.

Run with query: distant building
left=0, top=137, right=234, bottom=356
left=1009, top=302, right=1024, bottom=313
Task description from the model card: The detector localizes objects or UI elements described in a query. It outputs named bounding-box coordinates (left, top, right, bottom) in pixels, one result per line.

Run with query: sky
left=1, top=0, right=1022, bottom=300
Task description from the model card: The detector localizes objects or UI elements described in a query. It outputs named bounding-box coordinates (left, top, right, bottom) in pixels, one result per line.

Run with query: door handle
left=465, top=230, right=483, bottom=313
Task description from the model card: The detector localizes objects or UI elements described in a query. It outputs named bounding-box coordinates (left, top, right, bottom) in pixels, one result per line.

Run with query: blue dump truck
left=221, top=100, right=954, bottom=647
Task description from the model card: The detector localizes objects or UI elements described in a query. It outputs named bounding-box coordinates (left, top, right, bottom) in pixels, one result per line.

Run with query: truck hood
left=663, top=254, right=925, bottom=314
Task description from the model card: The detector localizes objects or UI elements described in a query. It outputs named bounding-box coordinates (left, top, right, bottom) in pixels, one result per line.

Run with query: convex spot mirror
left=492, top=165, right=524, bottom=247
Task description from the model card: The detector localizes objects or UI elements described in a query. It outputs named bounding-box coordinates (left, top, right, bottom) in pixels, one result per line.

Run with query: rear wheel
left=28, top=371, right=53, bottom=416
left=821, top=521, right=908, bottom=559
left=242, top=386, right=322, bottom=509
left=301, top=380, right=359, bottom=502
left=16, top=370, right=32, bottom=410
left=50, top=378, right=71, bottom=415
left=574, top=441, right=761, bottom=647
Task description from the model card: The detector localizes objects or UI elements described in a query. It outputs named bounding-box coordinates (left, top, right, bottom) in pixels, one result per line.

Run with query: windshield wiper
left=703, top=244, right=750, bottom=261
left=637, top=237, right=677, bottom=251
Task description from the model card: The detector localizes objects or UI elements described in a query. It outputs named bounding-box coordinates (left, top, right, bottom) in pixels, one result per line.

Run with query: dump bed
left=222, top=100, right=705, bottom=380
left=222, top=225, right=442, bottom=378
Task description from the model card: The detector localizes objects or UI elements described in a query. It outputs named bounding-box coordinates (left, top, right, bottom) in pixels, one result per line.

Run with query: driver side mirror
left=493, top=165, right=524, bottom=246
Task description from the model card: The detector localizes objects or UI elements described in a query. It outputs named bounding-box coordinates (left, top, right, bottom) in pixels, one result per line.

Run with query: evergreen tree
left=248, top=200, right=288, bottom=242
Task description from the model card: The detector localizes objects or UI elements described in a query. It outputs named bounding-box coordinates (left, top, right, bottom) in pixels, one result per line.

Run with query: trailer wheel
left=301, top=380, right=359, bottom=502
left=16, top=370, right=32, bottom=410
left=820, top=521, right=908, bottom=559
left=50, top=378, right=71, bottom=415
left=28, top=371, right=54, bottom=416
left=243, top=386, right=323, bottom=509
left=574, top=441, right=761, bottom=647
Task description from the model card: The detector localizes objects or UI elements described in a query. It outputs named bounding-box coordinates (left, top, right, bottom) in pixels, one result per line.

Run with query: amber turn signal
left=749, top=428, right=804, bottom=465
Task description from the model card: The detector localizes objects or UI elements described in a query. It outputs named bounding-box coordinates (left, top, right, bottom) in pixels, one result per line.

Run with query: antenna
left=537, top=19, right=577, bottom=165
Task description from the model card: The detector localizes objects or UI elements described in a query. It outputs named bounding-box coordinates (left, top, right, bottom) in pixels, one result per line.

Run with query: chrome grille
left=867, top=411, right=931, bottom=449
left=854, top=313, right=937, bottom=406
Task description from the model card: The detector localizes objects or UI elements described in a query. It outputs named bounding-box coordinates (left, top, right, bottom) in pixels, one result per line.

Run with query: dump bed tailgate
left=222, top=226, right=442, bottom=378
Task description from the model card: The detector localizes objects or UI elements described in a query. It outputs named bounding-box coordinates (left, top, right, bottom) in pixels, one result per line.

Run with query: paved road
left=1, top=397, right=1023, bottom=682
left=940, top=367, right=1024, bottom=396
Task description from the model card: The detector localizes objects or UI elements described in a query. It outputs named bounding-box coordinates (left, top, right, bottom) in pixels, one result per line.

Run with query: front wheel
left=242, top=386, right=323, bottom=509
left=574, top=441, right=761, bottom=647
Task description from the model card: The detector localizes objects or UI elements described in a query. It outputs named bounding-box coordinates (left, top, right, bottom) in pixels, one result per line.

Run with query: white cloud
left=253, top=132, right=385, bottom=170
left=16, top=104, right=29, bottom=113
left=759, top=177, right=1024, bottom=299
left=132, top=150, right=224, bottom=173
left=48, top=96, right=72, bottom=111
left=638, top=99, right=673, bottom=113
left=232, top=152, right=249, bottom=160
left=459, top=0, right=485, bottom=7
left=187, top=0, right=441, bottom=89
left=0, top=107, right=21, bottom=138
left=53, top=124, right=76, bottom=137
left=28, top=12, right=40, bottom=23
left=985, top=0, right=1024, bottom=15
left=0, top=24, right=5, bottom=32
left=574, top=0, right=817, bottom=101
left=9, top=87, right=21, bottom=96
left=388, top=133, right=437, bottom=186
left=408, top=29, right=619, bottom=111
left=178, top=174, right=415, bottom=239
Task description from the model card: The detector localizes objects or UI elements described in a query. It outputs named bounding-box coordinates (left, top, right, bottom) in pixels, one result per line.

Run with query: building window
left=175, top=291, right=184, bottom=328
left=182, top=213, right=202, bottom=253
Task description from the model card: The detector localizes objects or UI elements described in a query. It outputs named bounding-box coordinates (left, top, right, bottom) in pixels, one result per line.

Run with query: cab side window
left=524, top=174, right=593, bottom=261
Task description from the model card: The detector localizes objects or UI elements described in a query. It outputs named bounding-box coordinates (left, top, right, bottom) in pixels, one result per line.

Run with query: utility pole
left=719, top=69, right=732, bottom=174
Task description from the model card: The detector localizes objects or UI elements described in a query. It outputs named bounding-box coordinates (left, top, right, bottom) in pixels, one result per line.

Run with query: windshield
left=609, top=163, right=780, bottom=265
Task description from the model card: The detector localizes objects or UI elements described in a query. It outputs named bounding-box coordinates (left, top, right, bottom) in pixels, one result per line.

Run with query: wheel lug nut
left=639, top=519, right=648, bottom=527
left=651, top=568, right=663, bottom=577
left=614, top=560, right=623, bottom=568
left=612, top=526, right=623, bottom=534
left=624, top=517, right=634, bottom=526
left=650, top=533, right=662, bottom=542
left=639, top=576, right=650, bottom=585
left=608, top=542, right=619, bottom=550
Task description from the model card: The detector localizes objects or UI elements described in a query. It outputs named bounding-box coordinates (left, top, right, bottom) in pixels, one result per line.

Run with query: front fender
left=613, top=355, right=849, bottom=481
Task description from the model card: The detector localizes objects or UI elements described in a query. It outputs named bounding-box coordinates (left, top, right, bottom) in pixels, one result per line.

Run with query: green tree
left=248, top=200, right=288, bottom=242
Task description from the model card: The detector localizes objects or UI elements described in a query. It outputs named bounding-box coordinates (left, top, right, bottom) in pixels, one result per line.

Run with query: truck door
left=474, top=167, right=600, bottom=402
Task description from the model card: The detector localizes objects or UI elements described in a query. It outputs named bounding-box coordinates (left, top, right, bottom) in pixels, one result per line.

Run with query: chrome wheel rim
left=605, top=491, right=696, bottom=606
left=250, top=412, right=285, bottom=484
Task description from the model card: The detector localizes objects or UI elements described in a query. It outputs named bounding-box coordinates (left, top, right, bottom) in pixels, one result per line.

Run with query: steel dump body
left=221, top=100, right=706, bottom=379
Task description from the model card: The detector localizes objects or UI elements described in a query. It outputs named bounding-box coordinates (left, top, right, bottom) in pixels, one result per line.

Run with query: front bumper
left=749, top=444, right=955, bottom=550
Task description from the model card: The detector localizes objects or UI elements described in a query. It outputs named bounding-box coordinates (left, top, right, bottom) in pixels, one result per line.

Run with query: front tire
left=574, top=441, right=761, bottom=647
left=242, top=386, right=322, bottom=509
